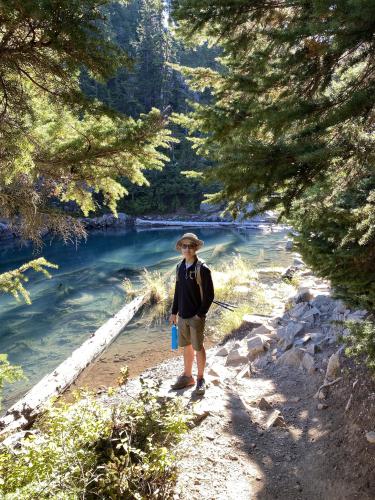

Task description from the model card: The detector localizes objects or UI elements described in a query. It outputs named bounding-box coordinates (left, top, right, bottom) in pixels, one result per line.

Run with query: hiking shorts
left=177, top=315, right=206, bottom=351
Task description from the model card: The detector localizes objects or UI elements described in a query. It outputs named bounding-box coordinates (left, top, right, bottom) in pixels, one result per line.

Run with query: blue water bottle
left=171, top=323, right=179, bottom=350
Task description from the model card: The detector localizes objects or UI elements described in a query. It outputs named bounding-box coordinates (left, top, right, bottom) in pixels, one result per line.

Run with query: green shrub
left=342, top=320, right=375, bottom=373
left=0, top=354, right=25, bottom=411
left=0, top=379, right=190, bottom=499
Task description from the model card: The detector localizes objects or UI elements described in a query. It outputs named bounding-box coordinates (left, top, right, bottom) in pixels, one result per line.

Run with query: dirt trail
left=131, top=336, right=373, bottom=500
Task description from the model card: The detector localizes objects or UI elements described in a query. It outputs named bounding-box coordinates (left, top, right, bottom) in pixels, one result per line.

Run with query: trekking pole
left=213, top=300, right=235, bottom=311
left=213, top=299, right=238, bottom=310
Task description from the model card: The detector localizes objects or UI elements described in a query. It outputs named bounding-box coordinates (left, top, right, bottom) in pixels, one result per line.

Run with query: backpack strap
left=176, top=260, right=183, bottom=282
left=195, top=258, right=204, bottom=301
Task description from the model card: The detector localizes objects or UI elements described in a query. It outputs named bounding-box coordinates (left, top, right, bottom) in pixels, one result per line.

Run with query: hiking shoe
left=194, top=377, right=206, bottom=396
left=171, top=375, right=195, bottom=390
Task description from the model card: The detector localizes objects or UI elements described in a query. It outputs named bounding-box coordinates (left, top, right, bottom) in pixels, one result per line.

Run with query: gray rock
left=225, top=348, right=248, bottom=367
left=346, top=310, right=368, bottom=322
left=215, top=346, right=229, bottom=357
left=301, top=307, right=321, bottom=327
left=288, top=302, right=309, bottom=320
left=293, top=257, right=304, bottom=267
left=301, top=353, right=315, bottom=373
left=277, top=322, right=305, bottom=350
left=306, top=343, right=317, bottom=355
left=276, top=347, right=305, bottom=367
left=247, top=324, right=275, bottom=338
left=265, top=410, right=286, bottom=429
left=258, top=397, right=272, bottom=411
left=365, top=431, right=375, bottom=444
left=325, top=350, right=341, bottom=381
left=242, top=314, right=270, bottom=330
left=247, top=335, right=269, bottom=360
left=332, top=300, right=347, bottom=314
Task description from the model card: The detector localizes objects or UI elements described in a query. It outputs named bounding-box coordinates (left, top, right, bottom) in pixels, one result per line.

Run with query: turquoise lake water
left=0, top=225, right=292, bottom=411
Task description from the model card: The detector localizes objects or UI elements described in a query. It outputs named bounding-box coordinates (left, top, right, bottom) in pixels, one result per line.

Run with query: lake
left=0, top=225, right=293, bottom=411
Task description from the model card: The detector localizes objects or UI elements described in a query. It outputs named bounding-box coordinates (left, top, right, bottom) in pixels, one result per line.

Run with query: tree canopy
left=0, top=0, right=175, bottom=247
left=171, top=0, right=375, bottom=311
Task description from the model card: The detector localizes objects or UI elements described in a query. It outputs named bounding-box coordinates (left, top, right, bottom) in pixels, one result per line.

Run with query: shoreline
left=0, top=211, right=290, bottom=243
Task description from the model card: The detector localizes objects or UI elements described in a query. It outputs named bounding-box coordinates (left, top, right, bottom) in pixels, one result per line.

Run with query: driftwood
left=0, top=292, right=149, bottom=435
left=313, top=377, right=343, bottom=399
left=135, top=218, right=289, bottom=230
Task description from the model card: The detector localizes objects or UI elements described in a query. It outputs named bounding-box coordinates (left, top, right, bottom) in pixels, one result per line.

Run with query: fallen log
left=0, top=292, right=149, bottom=435
left=135, top=218, right=290, bottom=230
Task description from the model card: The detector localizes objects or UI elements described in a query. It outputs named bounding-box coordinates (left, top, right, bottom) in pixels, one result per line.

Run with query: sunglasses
left=181, top=243, right=196, bottom=249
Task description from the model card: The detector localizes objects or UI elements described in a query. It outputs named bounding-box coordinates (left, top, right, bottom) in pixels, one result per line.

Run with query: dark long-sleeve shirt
left=171, top=257, right=214, bottom=319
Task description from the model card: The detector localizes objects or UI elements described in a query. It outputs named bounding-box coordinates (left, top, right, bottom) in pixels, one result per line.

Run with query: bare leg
left=183, top=344, right=195, bottom=378
left=196, top=344, right=206, bottom=379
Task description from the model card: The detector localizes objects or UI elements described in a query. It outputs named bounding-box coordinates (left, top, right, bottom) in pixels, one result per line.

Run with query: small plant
left=342, top=319, right=375, bottom=373
left=216, top=304, right=254, bottom=339
left=283, top=274, right=301, bottom=288
left=0, top=354, right=25, bottom=411
left=0, top=378, right=190, bottom=499
left=122, top=277, right=136, bottom=299
left=117, top=366, right=129, bottom=386
left=139, top=268, right=174, bottom=325
left=141, top=269, right=168, bottom=305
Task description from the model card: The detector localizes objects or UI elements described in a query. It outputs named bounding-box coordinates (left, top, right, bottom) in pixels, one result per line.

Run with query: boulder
left=306, top=343, right=317, bottom=355
left=301, top=353, right=315, bottom=373
left=288, top=303, right=309, bottom=320
left=247, top=324, right=275, bottom=338
left=276, top=347, right=305, bottom=367
left=301, top=307, right=321, bottom=326
left=277, top=322, right=305, bottom=350
left=215, top=346, right=229, bottom=357
left=225, top=348, right=248, bottom=367
left=346, top=310, right=368, bottom=322
left=325, top=350, right=341, bottom=381
left=242, top=314, right=269, bottom=329
left=293, top=257, right=305, bottom=268
left=365, top=431, right=375, bottom=444
left=247, top=335, right=269, bottom=360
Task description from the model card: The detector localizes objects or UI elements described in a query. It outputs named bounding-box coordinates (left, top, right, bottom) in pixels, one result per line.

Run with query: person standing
left=169, top=232, right=214, bottom=395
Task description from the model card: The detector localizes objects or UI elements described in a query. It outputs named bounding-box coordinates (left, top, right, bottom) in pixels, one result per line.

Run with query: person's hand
left=169, top=314, right=177, bottom=325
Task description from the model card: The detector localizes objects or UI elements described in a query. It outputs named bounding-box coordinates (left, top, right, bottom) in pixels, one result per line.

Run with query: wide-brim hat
left=175, top=232, right=204, bottom=251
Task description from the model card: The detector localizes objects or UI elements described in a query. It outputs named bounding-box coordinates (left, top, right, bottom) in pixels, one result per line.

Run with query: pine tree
left=171, top=0, right=375, bottom=311
left=0, top=0, right=176, bottom=246
left=0, top=0, right=177, bottom=300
